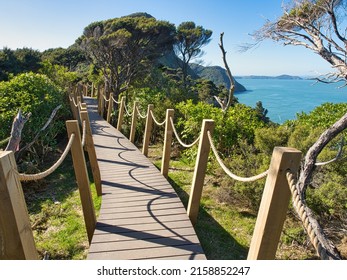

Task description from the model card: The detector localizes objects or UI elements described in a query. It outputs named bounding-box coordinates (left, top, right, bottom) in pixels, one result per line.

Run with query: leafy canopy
left=77, top=15, right=176, bottom=97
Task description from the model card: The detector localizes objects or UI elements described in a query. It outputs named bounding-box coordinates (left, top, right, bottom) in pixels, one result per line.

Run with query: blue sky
left=0, top=0, right=333, bottom=76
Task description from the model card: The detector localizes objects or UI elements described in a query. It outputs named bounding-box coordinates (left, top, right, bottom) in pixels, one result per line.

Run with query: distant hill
left=190, top=64, right=246, bottom=92
left=235, top=75, right=303, bottom=80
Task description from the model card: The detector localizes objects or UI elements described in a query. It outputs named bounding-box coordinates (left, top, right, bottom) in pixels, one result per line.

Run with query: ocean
left=235, top=78, right=347, bottom=124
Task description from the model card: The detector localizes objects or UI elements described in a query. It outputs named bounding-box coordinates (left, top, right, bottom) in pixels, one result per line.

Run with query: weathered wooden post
left=187, top=119, right=215, bottom=225
left=161, top=109, right=174, bottom=178
left=129, top=101, right=139, bottom=143
left=106, top=93, right=113, bottom=123
left=247, top=147, right=302, bottom=260
left=91, top=83, right=94, bottom=97
left=66, top=120, right=96, bottom=244
left=117, top=96, right=126, bottom=132
left=100, top=92, right=105, bottom=118
left=142, top=104, right=154, bottom=156
left=69, top=94, right=79, bottom=121
left=97, top=86, right=102, bottom=116
left=0, top=151, right=38, bottom=259
left=80, top=107, right=102, bottom=197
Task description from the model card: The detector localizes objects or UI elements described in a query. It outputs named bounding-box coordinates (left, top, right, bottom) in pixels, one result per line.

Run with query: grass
left=147, top=144, right=317, bottom=260
left=23, top=154, right=101, bottom=260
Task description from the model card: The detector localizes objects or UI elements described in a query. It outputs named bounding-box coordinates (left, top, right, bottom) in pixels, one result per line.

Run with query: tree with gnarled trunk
left=174, top=21, right=212, bottom=87
left=248, top=0, right=347, bottom=84
left=76, top=14, right=176, bottom=100
left=246, top=0, right=347, bottom=259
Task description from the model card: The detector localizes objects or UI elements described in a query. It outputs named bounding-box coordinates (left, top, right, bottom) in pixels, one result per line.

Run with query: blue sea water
left=235, top=79, right=347, bottom=124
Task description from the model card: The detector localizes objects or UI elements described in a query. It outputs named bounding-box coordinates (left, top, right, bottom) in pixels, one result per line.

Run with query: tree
left=247, top=0, right=347, bottom=259
left=0, top=47, right=41, bottom=81
left=174, top=21, right=212, bottom=86
left=249, top=0, right=347, bottom=84
left=76, top=14, right=176, bottom=100
left=42, top=47, right=87, bottom=71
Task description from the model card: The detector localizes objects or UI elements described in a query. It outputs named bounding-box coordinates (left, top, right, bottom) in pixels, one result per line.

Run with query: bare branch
left=5, top=109, right=31, bottom=152
left=218, top=32, right=235, bottom=112
left=17, top=105, right=62, bottom=157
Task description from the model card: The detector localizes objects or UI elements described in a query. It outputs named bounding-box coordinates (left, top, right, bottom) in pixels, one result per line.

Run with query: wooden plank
left=84, top=97, right=205, bottom=260
left=91, top=227, right=198, bottom=243
left=89, top=234, right=201, bottom=252
left=88, top=244, right=205, bottom=260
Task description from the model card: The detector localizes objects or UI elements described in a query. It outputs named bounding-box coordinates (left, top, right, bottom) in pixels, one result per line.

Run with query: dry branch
left=216, top=32, right=235, bottom=112
left=295, top=112, right=347, bottom=260
left=5, top=109, right=31, bottom=152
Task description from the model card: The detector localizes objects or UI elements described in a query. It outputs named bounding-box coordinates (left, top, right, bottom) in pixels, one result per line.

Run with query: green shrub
left=176, top=100, right=265, bottom=155
left=0, top=72, right=68, bottom=158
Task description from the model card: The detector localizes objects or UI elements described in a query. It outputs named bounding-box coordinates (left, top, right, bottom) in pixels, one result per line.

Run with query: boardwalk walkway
left=84, top=97, right=205, bottom=260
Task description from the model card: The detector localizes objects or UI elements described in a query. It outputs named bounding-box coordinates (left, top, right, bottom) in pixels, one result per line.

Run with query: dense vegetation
left=0, top=11, right=346, bottom=259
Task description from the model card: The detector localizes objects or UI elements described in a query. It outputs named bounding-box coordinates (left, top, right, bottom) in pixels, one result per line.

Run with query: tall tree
left=249, top=0, right=347, bottom=84
left=76, top=15, right=176, bottom=99
left=0, top=47, right=41, bottom=81
left=247, top=0, right=347, bottom=259
left=174, top=21, right=212, bottom=85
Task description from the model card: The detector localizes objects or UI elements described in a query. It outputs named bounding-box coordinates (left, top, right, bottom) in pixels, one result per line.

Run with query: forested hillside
left=1, top=10, right=346, bottom=260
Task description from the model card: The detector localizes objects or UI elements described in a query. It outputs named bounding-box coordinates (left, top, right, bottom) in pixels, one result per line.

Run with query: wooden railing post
left=97, top=86, right=102, bottom=116
left=0, top=151, right=38, bottom=259
left=69, top=94, right=79, bottom=121
left=106, top=93, right=113, bottom=123
left=66, top=120, right=96, bottom=244
left=247, top=147, right=302, bottom=260
left=100, top=92, right=105, bottom=118
left=187, top=119, right=215, bottom=225
left=161, top=109, right=174, bottom=178
left=80, top=108, right=102, bottom=197
left=117, top=96, right=126, bottom=132
left=142, top=104, right=154, bottom=156
left=129, top=101, right=139, bottom=143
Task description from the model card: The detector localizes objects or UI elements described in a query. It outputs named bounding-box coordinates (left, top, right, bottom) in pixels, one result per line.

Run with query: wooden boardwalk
left=84, top=97, right=206, bottom=260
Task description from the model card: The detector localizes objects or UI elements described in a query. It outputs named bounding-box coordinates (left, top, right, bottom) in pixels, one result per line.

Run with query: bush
left=0, top=72, right=68, bottom=159
left=176, top=100, right=265, bottom=155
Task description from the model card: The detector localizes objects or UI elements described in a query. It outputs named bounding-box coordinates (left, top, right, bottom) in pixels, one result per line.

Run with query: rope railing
left=136, top=106, right=148, bottom=119
left=69, top=94, right=79, bottom=108
left=124, top=104, right=134, bottom=117
left=169, top=117, right=200, bottom=148
left=286, top=170, right=328, bottom=260
left=150, top=110, right=166, bottom=126
left=207, top=131, right=269, bottom=182
left=111, top=95, right=121, bottom=104
left=18, top=133, right=75, bottom=182
left=102, top=93, right=109, bottom=102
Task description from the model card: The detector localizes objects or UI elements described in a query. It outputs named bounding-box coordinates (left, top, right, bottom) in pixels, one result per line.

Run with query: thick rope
left=69, top=95, right=79, bottom=108
left=207, top=131, right=269, bottom=182
left=81, top=120, right=86, bottom=147
left=102, top=93, right=109, bottom=102
left=111, top=95, right=121, bottom=104
left=150, top=110, right=166, bottom=126
left=18, top=133, right=75, bottom=182
left=286, top=171, right=327, bottom=259
left=124, top=104, right=134, bottom=117
left=136, top=106, right=148, bottom=119
left=169, top=117, right=200, bottom=148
